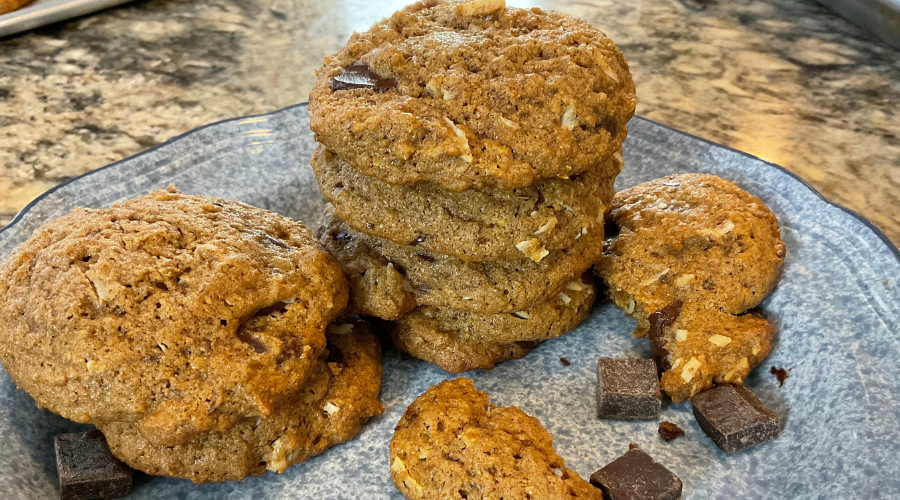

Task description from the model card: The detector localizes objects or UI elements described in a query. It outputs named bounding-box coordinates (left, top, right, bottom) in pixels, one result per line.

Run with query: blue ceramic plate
left=1, top=104, right=898, bottom=499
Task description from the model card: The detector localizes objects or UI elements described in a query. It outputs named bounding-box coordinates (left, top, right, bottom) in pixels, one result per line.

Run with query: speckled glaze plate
left=1, top=103, right=898, bottom=499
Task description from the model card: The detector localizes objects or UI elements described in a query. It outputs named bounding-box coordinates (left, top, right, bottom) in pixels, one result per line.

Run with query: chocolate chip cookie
left=407, top=274, right=595, bottom=345
left=317, top=204, right=604, bottom=318
left=598, top=174, right=785, bottom=336
left=0, top=187, right=348, bottom=445
left=648, top=302, right=774, bottom=402
left=312, top=146, right=620, bottom=262
left=100, top=319, right=384, bottom=483
left=309, top=0, right=636, bottom=192
left=390, top=378, right=601, bottom=499
left=391, top=318, right=538, bottom=373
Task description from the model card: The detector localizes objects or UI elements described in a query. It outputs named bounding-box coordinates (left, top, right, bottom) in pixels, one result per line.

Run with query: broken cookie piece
left=55, top=431, right=133, bottom=500
left=390, top=378, right=601, bottom=499
left=691, top=385, right=780, bottom=454
left=597, top=173, right=786, bottom=336
left=590, top=446, right=682, bottom=500
left=596, top=358, right=661, bottom=420
left=649, top=302, right=774, bottom=402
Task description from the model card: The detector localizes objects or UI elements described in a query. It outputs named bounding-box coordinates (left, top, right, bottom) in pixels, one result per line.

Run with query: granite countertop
left=1, top=0, right=898, bottom=244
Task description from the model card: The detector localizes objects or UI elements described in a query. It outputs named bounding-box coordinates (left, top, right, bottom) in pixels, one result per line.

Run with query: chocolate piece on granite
left=691, top=385, right=780, bottom=454
left=55, top=430, right=133, bottom=500
left=596, top=358, right=661, bottom=420
left=590, top=446, right=683, bottom=500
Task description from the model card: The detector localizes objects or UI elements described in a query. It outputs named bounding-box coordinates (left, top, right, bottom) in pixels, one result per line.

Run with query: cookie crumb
left=559, top=357, right=571, bottom=366
left=771, top=366, right=790, bottom=386
left=658, top=421, right=685, bottom=441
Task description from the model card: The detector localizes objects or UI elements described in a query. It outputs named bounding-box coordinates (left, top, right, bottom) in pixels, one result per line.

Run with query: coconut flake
left=323, top=402, right=339, bottom=415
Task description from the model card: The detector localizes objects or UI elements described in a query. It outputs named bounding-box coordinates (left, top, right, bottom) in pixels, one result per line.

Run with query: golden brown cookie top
left=599, top=173, right=786, bottom=329
left=309, top=0, right=636, bottom=192
left=390, top=378, right=601, bottom=499
left=0, top=187, right=348, bottom=446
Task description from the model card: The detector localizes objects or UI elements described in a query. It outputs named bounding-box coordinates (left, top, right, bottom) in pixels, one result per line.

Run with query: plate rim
left=2, top=101, right=898, bottom=264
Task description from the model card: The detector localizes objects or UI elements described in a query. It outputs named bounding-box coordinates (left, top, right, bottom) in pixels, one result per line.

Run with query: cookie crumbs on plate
left=659, top=422, right=685, bottom=441
left=560, top=357, right=571, bottom=366
left=771, top=366, right=790, bottom=386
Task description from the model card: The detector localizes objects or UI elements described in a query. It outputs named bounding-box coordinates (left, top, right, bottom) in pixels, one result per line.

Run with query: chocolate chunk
left=691, top=385, right=780, bottom=454
left=560, top=357, right=571, bottom=366
left=254, top=300, right=291, bottom=316
left=590, top=447, right=683, bottom=500
left=658, top=422, right=685, bottom=441
left=330, top=63, right=397, bottom=92
left=55, top=430, right=133, bottom=500
left=235, top=329, right=268, bottom=354
left=596, top=358, right=661, bottom=420
left=647, top=301, right=682, bottom=375
left=770, top=366, right=790, bottom=386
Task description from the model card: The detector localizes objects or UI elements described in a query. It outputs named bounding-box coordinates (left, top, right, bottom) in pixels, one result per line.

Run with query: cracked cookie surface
left=317, top=204, right=603, bottom=318
left=597, top=173, right=785, bottom=336
left=312, top=146, right=619, bottom=262
left=100, top=319, right=384, bottom=483
left=390, top=378, right=601, bottom=499
left=309, top=0, right=636, bottom=192
left=0, top=187, right=348, bottom=446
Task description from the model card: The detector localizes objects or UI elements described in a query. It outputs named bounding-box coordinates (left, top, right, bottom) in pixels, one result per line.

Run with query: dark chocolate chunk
left=658, top=422, right=685, bottom=441
left=691, top=384, right=780, bottom=454
left=560, top=357, right=571, bottom=366
left=647, top=301, right=682, bottom=375
left=770, top=366, right=790, bottom=386
left=590, top=447, right=683, bottom=500
left=330, top=63, right=397, bottom=92
left=235, top=329, right=268, bottom=354
left=596, top=358, right=661, bottom=420
left=254, top=300, right=291, bottom=316
left=55, top=430, right=133, bottom=500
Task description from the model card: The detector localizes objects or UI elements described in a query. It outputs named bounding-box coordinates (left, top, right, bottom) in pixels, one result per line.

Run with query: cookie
left=0, top=187, right=348, bottom=446
left=0, top=0, right=33, bottom=16
left=408, top=274, right=595, bottom=345
left=312, top=146, right=620, bottom=262
left=317, top=205, right=603, bottom=319
left=597, top=174, right=785, bottom=336
left=391, top=316, right=537, bottom=373
left=648, top=302, right=774, bottom=402
left=308, top=0, right=636, bottom=192
left=390, top=378, right=601, bottom=499
left=100, top=319, right=384, bottom=483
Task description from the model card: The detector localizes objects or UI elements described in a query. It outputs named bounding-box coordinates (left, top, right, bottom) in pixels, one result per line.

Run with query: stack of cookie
left=309, top=0, right=637, bottom=372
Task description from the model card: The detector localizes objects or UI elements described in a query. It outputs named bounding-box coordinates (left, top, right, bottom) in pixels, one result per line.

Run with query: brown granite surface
left=0, top=0, right=898, bottom=244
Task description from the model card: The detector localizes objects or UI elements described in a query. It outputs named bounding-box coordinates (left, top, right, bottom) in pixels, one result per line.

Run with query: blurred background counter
left=0, top=0, right=898, bottom=244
